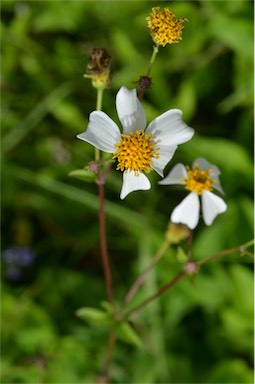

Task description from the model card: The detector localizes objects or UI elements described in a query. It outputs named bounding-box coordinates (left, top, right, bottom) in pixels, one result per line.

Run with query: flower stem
left=125, top=271, right=186, bottom=318
left=123, top=239, right=169, bottom=307
left=98, top=183, right=114, bottom=306
left=94, top=86, right=114, bottom=306
left=146, top=44, right=159, bottom=77
left=197, top=240, right=254, bottom=267
left=98, top=330, right=116, bottom=383
left=124, top=241, right=254, bottom=318
left=95, top=87, right=104, bottom=161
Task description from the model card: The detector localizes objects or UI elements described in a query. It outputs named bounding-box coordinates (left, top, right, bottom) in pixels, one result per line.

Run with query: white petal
left=120, top=171, right=151, bottom=199
left=201, top=191, right=227, bottom=226
left=152, top=144, right=178, bottom=177
left=77, top=111, right=121, bottom=153
left=159, top=163, right=188, bottom=185
left=171, top=192, right=200, bottom=230
left=146, top=109, right=194, bottom=146
left=116, top=86, right=146, bottom=134
left=194, top=158, right=224, bottom=194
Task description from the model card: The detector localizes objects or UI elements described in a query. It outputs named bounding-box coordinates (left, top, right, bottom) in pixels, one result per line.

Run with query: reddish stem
left=125, top=271, right=186, bottom=318
left=125, top=245, right=244, bottom=318
left=123, top=240, right=169, bottom=307
left=98, top=183, right=114, bottom=306
left=97, top=331, right=116, bottom=384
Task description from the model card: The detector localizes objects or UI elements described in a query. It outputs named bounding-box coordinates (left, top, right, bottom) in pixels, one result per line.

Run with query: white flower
left=77, top=86, right=194, bottom=199
left=159, top=158, right=227, bottom=229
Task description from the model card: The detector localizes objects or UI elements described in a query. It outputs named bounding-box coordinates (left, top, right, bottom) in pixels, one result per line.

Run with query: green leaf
left=115, top=321, right=143, bottom=349
left=209, top=14, right=253, bottom=60
left=68, top=169, right=96, bottom=183
left=207, top=359, right=254, bottom=384
left=2, top=82, right=72, bottom=154
left=76, top=307, right=112, bottom=326
left=175, top=80, right=197, bottom=121
left=6, top=164, right=145, bottom=232
left=52, top=101, right=86, bottom=132
left=100, top=301, right=114, bottom=315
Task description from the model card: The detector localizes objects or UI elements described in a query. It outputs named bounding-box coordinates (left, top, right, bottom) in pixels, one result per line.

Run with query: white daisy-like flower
left=159, top=158, right=227, bottom=229
left=77, top=86, right=194, bottom=199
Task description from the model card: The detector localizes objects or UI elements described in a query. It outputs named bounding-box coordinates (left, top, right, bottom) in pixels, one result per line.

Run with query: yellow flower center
left=182, top=166, right=216, bottom=195
left=113, top=130, right=160, bottom=176
left=146, top=7, right=187, bottom=47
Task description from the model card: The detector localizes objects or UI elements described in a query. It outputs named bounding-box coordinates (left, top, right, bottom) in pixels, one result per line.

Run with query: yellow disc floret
left=182, top=165, right=216, bottom=195
left=146, top=7, right=187, bottom=47
left=113, top=130, right=160, bottom=176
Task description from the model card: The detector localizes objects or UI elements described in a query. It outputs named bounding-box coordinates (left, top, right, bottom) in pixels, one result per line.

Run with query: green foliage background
left=1, top=1, right=254, bottom=383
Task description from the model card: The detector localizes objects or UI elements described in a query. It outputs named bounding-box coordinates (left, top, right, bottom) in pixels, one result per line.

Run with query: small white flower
left=77, top=86, right=194, bottom=199
left=159, top=158, right=227, bottom=229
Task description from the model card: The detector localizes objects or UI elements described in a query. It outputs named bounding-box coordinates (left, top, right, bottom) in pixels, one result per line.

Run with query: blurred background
left=1, top=1, right=254, bottom=383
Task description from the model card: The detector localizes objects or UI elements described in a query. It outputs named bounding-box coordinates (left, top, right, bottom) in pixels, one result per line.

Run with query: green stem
left=241, top=239, right=254, bottom=249
left=146, top=44, right=159, bottom=77
left=96, top=86, right=104, bottom=111
left=124, top=240, right=254, bottom=318
left=95, top=87, right=104, bottom=161
left=138, top=44, right=159, bottom=100
left=125, top=271, right=186, bottom=318
left=123, top=239, right=169, bottom=308
left=197, top=239, right=254, bottom=267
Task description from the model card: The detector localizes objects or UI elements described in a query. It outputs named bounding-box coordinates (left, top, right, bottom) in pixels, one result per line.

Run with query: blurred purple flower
left=2, top=246, right=35, bottom=281
left=3, top=246, right=35, bottom=266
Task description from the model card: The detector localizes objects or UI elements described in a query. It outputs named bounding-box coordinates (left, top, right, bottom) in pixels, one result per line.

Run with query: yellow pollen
left=182, top=166, right=216, bottom=195
left=113, top=130, right=160, bottom=176
left=146, top=7, right=187, bottom=47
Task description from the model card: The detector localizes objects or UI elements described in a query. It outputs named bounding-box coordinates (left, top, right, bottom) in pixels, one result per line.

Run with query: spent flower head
left=159, top=158, right=227, bottom=229
left=77, top=86, right=194, bottom=199
left=84, top=48, right=111, bottom=89
left=146, top=7, right=187, bottom=47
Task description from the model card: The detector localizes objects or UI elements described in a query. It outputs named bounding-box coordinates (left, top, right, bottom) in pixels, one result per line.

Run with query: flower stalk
left=123, top=239, right=169, bottom=307
left=97, top=182, right=114, bottom=306
left=146, top=44, right=159, bottom=77
left=124, top=240, right=254, bottom=318
left=94, top=86, right=114, bottom=307
left=97, top=330, right=116, bottom=384
left=94, top=87, right=104, bottom=161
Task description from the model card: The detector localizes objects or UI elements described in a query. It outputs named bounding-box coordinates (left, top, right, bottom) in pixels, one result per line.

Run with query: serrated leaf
left=115, top=321, right=143, bottom=349
left=68, top=169, right=96, bottom=183
left=75, top=307, right=112, bottom=326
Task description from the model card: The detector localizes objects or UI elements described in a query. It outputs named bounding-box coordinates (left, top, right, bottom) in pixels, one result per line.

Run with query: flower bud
left=166, top=222, right=190, bottom=244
